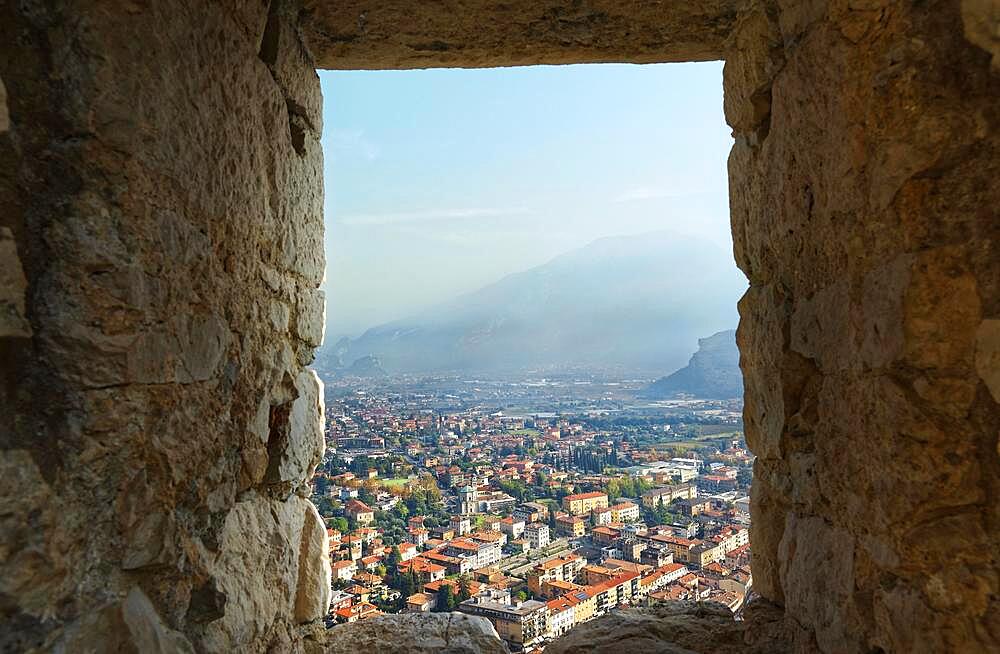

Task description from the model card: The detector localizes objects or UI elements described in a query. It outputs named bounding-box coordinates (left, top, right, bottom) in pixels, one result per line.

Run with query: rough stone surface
left=2, top=1, right=998, bottom=653
left=0, top=75, right=7, bottom=133
left=302, top=0, right=743, bottom=69
left=546, top=602, right=748, bottom=654
left=0, top=227, right=31, bottom=337
left=321, top=612, right=508, bottom=654
left=294, top=500, right=333, bottom=624
left=729, top=1, right=1000, bottom=652
left=1, top=1, right=328, bottom=652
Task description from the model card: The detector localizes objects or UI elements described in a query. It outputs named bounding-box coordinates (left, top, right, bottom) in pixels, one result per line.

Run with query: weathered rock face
left=302, top=1, right=743, bottom=69
left=1, top=1, right=328, bottom=651
left=320, top=612, right=508, bottom=654
left=546, top=602, right=750, bottom=654
left=727, top=1, right=1000, bottom=652
left=1, top=1, right=997, bottom=653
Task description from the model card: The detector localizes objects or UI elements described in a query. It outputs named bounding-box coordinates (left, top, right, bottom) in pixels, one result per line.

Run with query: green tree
left=387, top=546, right=402, bottom=569
left=515, top=590, right=528, bottom=603
left=457, top=575, right=472, bottom=603
left=316, top=497, right=336, bottom=518
left=435, top=584, right=455, bottom=612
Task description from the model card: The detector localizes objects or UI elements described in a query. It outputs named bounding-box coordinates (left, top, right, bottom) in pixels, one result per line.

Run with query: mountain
left=321, top=232, right=746, bottom=375
left=344, top=355, right=387, bottom=378
left=641, top=329, right=743, bottom=399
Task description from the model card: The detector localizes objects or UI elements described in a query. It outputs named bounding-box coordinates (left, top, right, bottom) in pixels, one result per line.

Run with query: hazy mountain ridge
left=641, top=329, right=743, bottom=399
left=319, top=232, right=746, bottom=375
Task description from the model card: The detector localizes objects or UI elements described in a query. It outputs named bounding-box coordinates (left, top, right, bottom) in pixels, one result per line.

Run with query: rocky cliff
left=642, top=329, right=742, bottom=399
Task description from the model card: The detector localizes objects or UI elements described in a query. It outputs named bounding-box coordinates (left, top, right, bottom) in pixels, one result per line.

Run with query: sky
left=320, top=62, right=734, bottom=340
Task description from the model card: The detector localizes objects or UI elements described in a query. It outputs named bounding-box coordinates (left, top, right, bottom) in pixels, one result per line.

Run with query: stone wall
left=301, top=0, right=742, bottom=69
left=728, top=1, right=999, bottom=652
left=1, top=1, right=997, bottom=653
left=1, top=1, right=330, bottom=651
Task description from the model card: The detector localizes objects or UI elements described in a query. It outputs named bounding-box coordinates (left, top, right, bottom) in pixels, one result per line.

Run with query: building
left=687, top=542, right=725, bottom=569
left=405, top=592, right=433, bottom=612
left=513, top=501, right=550, bottom=523
left=555, top=515, right=585, bottom=538
left=331, top=559, right=357, bottom=581
left=641, top=484, right=697, bottom=509
left=591, top=506, right=612, bottom=526
left=458, top=486, right=478, bottom=515
left=334, top=601, right=379, bottom=624
left=546, top=597, right=575, bottom=638
left=562, top=491, right=609, bottom=516
left=399, top=558, right=446, bottom=583
left=609, top=501, right=641, bottom=523
left=470, top=529, right=507, bottom=548
left=527, top=553, right=585, bottom=596
left=592, top=526, right=621, bottom=546
left=407, top=527, right=429, bottom=546
left=500, top=516, right=525, bottom=539
left=443, top=538, right=503, bottom=569
left=458, top=599, right=548, bottom=650
left=398, top=542, right=418, bottom=561
left=525, top=523, right=550, bottom=550
left=450, top=516, right=472, bottom=536
left=345, top=499, right=375, bottom=526
left=674, top=497, right=713, bottom=517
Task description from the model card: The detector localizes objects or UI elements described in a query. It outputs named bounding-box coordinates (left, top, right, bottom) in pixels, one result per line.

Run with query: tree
left=387, top=546, right=402, bottom=569
left=316, top=497, right=336, bottom=518
left=313, top=475, right=330, bottom=497
left=435, top=584, right=455, bottom=612
left=330, top=516, right=349, bottom=533
left=457, top=575, right=472, bottom=603
left=736, top=467, right=753, bottom=487
left=515, top=590, right=528, bottom=603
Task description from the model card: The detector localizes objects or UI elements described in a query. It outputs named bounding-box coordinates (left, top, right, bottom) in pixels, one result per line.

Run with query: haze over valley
left=318, top=231, right=746, bottom=382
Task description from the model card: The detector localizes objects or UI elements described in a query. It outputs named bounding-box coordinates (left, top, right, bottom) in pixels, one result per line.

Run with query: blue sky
left=320, top=62, right=734, bottom=339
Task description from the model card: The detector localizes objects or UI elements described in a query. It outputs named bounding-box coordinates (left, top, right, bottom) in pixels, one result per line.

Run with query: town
left=311, top=374, right=752, bottom=651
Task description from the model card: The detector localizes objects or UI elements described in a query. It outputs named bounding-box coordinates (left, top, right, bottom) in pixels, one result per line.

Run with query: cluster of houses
left=314, top=398, right=756, bottom=650
left=322, top=482, right=751, bottom=651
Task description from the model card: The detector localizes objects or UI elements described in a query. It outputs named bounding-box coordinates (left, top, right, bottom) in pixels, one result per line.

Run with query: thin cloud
left=327, top=128, right=380, bottom=161
left=614, top=185, right=714, bottom=202
left=338, top=206, right=531, bottom=226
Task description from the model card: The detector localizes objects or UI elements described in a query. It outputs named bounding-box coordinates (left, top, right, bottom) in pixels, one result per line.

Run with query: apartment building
left=555, top=515, right=585, bottom=538
left=527, top=553, right=586, bottom=596
left=641, top=484, right=697, bottom=509
left=609, top=501, right=641, bottom=523
left=458, top=599, right=549, bottom=651
left=562, top=491, right=609, bottom=516
left=525, top=523, right=550, bottom=550
left=546, top=597, right=575, bottom=638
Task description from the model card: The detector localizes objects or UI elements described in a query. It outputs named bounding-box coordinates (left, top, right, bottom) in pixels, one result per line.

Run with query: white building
left=450, top=516, right=472, bottom=535
left=525, top=523, right=550, bottom=550
left=331, top=559, right=357, bottom=581
left=546, top=597, right=575, bottom=638
left=500, top=517, right=525, bottom=539
left=398, top=542, right=418, bottom=561
left=592, top=506, right=612, bottom=526
left=475, top=540, right=503, bottom=568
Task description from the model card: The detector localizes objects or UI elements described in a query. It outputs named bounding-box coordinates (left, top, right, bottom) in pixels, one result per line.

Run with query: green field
left=509, top=428, right=541, bottom=436
left=380, top=477, right=410, bottom=488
